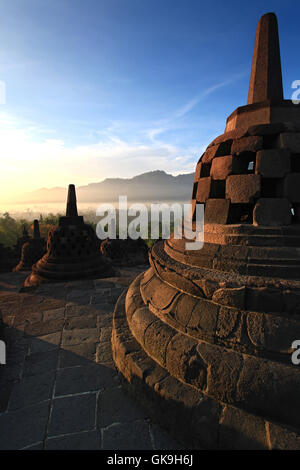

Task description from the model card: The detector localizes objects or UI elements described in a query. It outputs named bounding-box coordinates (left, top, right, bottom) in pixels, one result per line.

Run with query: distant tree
left=43, top=213, right=61, bottom=226
left=0, top=213, right=18, bottom=246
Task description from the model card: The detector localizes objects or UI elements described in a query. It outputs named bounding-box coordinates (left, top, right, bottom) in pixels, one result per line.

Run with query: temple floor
left=0, top=268, right=180, bottom=450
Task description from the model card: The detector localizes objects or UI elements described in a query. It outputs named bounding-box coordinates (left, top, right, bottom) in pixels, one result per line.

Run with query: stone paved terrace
left=0, top=268, right=181, bottom=450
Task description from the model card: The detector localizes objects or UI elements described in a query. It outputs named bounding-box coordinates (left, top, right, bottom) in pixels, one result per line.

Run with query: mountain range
left=23, top=170, right=195, bottom=203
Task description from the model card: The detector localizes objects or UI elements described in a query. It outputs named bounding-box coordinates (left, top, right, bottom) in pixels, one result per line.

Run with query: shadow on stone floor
left=0, top=269, right=269, bottom=451
left=0, top=271, right=181, bottom=451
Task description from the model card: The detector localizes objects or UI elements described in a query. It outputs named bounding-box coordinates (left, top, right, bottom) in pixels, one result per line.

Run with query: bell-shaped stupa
left=25, top=184, right=114, bottom=286
left=112, top=13, right=300, bottom=450
left=100, top=237, right=149, bottom=267
left=14, top=225, right=30, bottom=257
left=13, top=220, right=46, bottom=272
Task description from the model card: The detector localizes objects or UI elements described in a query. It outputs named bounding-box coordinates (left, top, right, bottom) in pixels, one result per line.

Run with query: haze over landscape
left=0, top=170, right=193, bottom=217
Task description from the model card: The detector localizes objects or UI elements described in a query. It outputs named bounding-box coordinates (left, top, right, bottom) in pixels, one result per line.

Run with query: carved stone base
left=112, top=239, right=300, bottom=449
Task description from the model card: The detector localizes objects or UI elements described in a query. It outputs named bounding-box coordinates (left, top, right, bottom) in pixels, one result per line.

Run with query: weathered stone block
left=283, top=289, right=300, bottom=314
left=144, top=320, right=175, bottom=366
left=247, top=122, right=285, bottom=136
left=283, top=122, right=300, bottom=132
left=201, top=141, right=232, bottom=163
left=195, top=177, right=211, bottom=202
left=231, top=136, right=263, bottom=155
left=205, top=199, right=231, bottom=224
left=236, top=356, right=300, bottom=429
left=212, top=286, right=246, bottom=309
left=209, top=128, right=247, bottom=147
left=197, top=278, right=219, bottom=299
left=216, top=306, right=242, bottom=343
left=210, top=156, right=233, bottom=179
left=197, top=342, right=242, bottom=403
left=283, top=173, right=300, bottom=202
left=253, top=198, right=292, bottom=226
left=166, top=334, right=207, bottom=389
left=186, top=297, right=219, bottom=337
left=267, top=421, right=300, bottom=450
left=173, top=294, right=200, bottom=328
left=256, top=149, right=290, bottom=177
left=276, top=132, right=300, bottom=153
left=226, top=174, right=261, bottom=203
left=219, top=405, right=267, bottom=450
left=61, top=327, right=100, bottom=347
left=130, top=306, right=155, bottom=347
left=246, top=286, right=284, bottom=313
left=201, top=147, right=218, bottom=163
left=210, top=155, right=247, bottom=179
left=246, top=311, right=300, bottom=355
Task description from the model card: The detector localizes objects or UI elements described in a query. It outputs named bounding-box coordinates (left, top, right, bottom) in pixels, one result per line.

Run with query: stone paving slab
left=0, top=268, right=181, bottom=450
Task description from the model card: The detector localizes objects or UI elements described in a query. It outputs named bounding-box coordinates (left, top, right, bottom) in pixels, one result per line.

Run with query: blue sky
left=0, top=0, right=299, bottom=200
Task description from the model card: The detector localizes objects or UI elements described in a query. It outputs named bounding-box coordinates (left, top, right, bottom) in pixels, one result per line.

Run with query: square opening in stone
left=261, top=177, right=283, bottom=197
left=236, top=151, right=256, bottom=174
left=217, top=140, right=232, bottom=156
left=200, top=163, right=211, bottom=177
left=211, top=179, right=226, bottom=198
left=228, top=203, right=254, bottom=224
left=263, top=134, right=278, bottom=149
left=290, top=154, right=300, bottom=172
left=192, top=182, right=198, bottom=199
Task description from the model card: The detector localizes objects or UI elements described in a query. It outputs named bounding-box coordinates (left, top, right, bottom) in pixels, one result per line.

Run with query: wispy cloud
left=146, top=71, right=247, bottom=142
left=175, top=72, right=247, bottom=118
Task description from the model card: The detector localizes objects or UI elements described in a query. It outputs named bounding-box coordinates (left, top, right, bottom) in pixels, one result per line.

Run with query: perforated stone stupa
left=100, top=237, right=149, bottom=267
left=14, top=225, right=30, bottom=258
left=25, top=184, right=114, bottom=286
left=13, top=220, right=46, bottom=272
left=112, top=13, right=300, bottom=450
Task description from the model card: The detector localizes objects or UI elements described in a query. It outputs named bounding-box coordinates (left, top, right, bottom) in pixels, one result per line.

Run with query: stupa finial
left=33, top=219, right=40, bottom=239
left=66, top=184, right=78, bottom=217
left=247, top=12, right=283, bottom=104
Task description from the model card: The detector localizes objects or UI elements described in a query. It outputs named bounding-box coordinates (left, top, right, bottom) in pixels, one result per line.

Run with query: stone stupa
left=100, top=237, right=149, bottom=267
left=25, top=184, right=114, bottom=286
left=112, top=13, right=300, bottom=450
left=14, top=225, right=30, bottom=257
left=13, top=220, right=46, bottom=272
